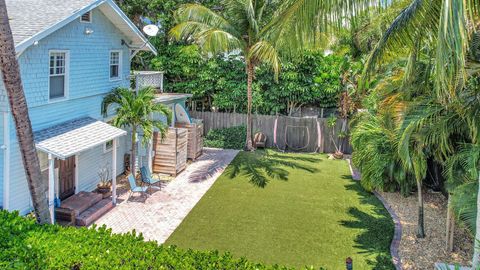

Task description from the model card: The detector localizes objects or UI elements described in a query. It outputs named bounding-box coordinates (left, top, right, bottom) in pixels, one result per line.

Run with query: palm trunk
left=416, top=180, right=425, bottom=238
left=472, top=173, right=480, bottom=268
left=245, top=62, right=254, bottom=151
left=131, top=125, right=137, bottom=177
left=0, top=0, right=50, bottom=223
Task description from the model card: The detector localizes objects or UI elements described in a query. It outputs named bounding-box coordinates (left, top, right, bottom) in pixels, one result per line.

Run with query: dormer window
left=80, top=11, right=92, bottom=23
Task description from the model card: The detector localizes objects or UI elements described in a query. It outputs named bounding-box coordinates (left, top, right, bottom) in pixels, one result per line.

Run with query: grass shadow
left=340, top=180, right=395, bottom=270
left=226, top=150, right=319, bottom=188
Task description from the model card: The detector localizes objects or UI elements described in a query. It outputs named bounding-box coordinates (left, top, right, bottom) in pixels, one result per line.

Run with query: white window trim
left=80, top=11, right=92, bottom=23
left=48, top=50, right=70, bottom=103
left=103, top=139, right=120, bottom=153
left=109, top=50, right=122, bottom=82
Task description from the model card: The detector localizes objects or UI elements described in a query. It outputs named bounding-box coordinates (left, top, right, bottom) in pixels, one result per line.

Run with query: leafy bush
left=204, top=126, right=247, bottom=150
left=0, top=211, right=310, bottom=269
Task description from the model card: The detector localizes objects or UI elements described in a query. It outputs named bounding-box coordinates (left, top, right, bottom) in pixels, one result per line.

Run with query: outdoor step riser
left=76, top=199, right=114, bottom=227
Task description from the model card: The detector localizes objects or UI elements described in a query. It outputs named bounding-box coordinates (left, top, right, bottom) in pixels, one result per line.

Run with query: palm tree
left=0, top=0, right=50, bottom=223
left=101, top=87, right=171, bottom=177
left=169, top=0, right=378, bottom=150
left=362, top=0, right=480, bottom=265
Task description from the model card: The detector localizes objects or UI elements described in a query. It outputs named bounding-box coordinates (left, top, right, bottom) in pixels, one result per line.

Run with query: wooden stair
left=76, top=199, right=113, bottom=226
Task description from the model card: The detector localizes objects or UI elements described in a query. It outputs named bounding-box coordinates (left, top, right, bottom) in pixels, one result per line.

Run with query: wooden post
left=48, top=153, right=55, bottom=223
left=112, top=138, right=117, bottom=205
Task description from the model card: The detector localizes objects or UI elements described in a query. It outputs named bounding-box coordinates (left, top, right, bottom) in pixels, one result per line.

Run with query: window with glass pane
left=110, top=51, right=120, bottom=79
left=49, top=52, right=66, bottom=99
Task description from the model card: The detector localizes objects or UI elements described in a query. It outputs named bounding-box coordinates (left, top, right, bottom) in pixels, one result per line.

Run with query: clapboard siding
left=77, top=136, right=127, bottom=192
left=7, top=8, right=132, bottom=215
left=19, top=9, right=130, bottom=108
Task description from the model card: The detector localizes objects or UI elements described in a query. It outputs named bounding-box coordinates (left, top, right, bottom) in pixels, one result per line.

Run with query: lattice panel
left=135, top=71, right=164, bottom=92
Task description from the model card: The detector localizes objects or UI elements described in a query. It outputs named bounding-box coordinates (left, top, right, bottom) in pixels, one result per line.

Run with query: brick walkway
left=94, top=148, right=239, bottom=243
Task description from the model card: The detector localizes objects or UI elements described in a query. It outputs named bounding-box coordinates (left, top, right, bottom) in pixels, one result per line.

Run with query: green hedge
left=204, top=126, right=247, bottom=150
left=0, top=211, right=319, bottom=269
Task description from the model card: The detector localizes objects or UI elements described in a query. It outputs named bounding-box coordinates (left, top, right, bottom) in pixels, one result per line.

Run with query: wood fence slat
left=189, top=110, right=351, bottom=153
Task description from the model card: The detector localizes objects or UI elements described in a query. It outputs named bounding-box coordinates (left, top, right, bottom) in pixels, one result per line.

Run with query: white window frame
left=109, top=50, right=122, bottom=81
left=80, top=11, right=92, bottom=23
left=103, top=139, right=120, bottom=153
left=48, top=50, right=69, bottom=102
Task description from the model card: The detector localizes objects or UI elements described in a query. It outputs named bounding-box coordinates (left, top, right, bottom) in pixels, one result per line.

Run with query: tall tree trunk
left=131, top=125, right=137, bottom=178
left=0, top=0, right=50, bottom=223
left=416, top=180, right=425, bottom=238
left=472, top=173, right=480, bottom=268
left=245, top=62, right=254, bottom=151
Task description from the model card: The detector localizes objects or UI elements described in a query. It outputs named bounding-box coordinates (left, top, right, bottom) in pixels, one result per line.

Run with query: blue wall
left=0, top=79, right=6, bottom=208
left=7, top=8, right=132, bottom=214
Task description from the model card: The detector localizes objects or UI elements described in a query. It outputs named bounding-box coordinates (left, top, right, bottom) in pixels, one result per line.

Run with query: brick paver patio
left=94, top=148, right=239, bottom=243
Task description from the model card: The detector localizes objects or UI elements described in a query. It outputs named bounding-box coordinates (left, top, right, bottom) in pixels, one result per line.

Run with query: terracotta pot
left=96, top=185, right=111, bottom=194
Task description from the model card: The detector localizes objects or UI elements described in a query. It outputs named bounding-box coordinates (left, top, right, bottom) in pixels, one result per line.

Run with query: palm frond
left=174, top=3, right=240, bottom=38
left=363, top=0, right=439, bottom=78
left=249, top=41, right=280, bottom=80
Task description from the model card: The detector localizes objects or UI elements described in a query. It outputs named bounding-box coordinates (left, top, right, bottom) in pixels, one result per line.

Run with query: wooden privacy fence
left=189, top=111, right=352, bottom=154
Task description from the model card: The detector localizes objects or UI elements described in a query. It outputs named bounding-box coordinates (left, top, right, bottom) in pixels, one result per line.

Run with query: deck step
left=76, top=198, right=113, bottom=227
left=60, top=191, right=102, bottom=216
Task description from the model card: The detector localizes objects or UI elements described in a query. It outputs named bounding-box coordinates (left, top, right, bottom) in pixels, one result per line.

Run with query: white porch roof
left=34, top=117, right=126, bottom=160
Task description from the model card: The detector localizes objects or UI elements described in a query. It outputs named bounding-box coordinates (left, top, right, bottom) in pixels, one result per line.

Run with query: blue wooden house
left=0, top=0, right=193, bottom=222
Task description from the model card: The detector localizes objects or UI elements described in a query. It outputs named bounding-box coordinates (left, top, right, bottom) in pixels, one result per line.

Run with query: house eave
left=14, top=0, right=157, bottom=57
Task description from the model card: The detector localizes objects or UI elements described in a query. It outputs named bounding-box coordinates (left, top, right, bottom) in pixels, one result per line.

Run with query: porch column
left=111, top=138, right=117, bottom=205
left=48, top=153, right=55, bottom=223
left=147, top=137, right=153, bottom=173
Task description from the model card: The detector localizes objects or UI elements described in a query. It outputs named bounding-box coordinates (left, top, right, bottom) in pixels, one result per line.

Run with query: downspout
left=2, top=111, right=10, bottom=210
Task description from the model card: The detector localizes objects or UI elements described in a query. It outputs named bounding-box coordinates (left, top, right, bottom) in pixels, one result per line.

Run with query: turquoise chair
left=140, top=166, right=161, bottom=190
left=127, top=174, right=148, bottom=201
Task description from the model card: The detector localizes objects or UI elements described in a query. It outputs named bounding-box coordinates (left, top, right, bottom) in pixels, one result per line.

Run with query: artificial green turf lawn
left=165, top=150, right=394, bottom=269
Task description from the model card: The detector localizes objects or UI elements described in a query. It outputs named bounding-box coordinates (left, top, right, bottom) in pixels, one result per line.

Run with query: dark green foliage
left=204, top=126, right=246, bottom=150
left=0, top=210, right=301, bottom=270
left=256, top=51, right=345, bottom=115
left=451, top=182, right=477, bottom=235
left=150, top=47, right=346, bottom=114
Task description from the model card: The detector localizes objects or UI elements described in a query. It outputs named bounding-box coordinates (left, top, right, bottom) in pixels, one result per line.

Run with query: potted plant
left=327, top=114, right=345, bottom=159
left=96, top=165, right=112, bottom=196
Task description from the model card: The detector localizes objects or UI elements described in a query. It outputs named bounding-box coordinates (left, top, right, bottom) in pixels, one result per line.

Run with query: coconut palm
left=0, top=0, right=50, bottom=224
left=101, top=87, right=171, bottom=177
left=170, top=0, right=381, bottom=150
left=362, top=0, right=480, bottom=265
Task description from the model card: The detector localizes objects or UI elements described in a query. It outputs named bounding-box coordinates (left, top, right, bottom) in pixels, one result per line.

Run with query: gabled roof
left=6, top=0, right=156, bottom=55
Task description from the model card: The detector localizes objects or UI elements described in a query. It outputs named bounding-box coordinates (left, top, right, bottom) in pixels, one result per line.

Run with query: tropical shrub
left=0, top=211, right=309, bottom=269
left=350, top=111, right=414, bottom=195
left=204, top=126, right=247, bottom=150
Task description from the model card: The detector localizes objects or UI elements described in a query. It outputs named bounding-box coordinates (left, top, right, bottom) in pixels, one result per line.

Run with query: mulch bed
left=378, top=190, right=473, bottom=270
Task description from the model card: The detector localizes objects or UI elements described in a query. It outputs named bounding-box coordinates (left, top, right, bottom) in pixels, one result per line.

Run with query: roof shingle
left=6, top=0, right=97, bottom=45
left=34, top=117, right=126, bottom=159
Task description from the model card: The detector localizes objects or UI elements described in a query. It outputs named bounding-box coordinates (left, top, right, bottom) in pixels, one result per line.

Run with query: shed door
left=59, top=156, right=76, bottom=200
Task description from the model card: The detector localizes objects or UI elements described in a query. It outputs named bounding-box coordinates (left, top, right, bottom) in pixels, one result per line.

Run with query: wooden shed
left=175, top=119, right=204, bottom=160
left=152, top=128, right=188, bottom=176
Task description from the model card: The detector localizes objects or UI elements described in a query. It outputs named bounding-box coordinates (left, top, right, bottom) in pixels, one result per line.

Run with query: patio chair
left=127, top=174, right=148, bottom=201
left=140, top=166, right=161, bottom=190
